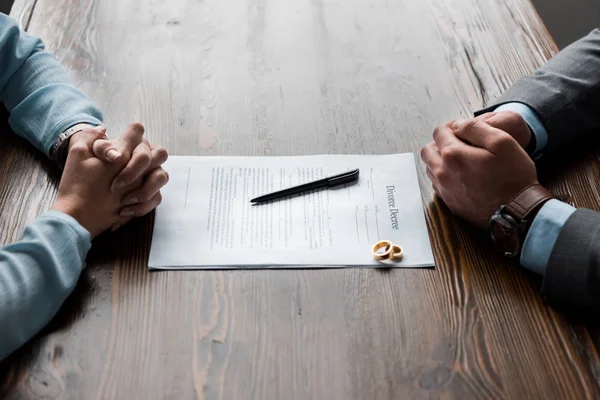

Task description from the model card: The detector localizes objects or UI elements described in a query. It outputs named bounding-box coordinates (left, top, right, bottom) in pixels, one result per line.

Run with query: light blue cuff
left=520, top=199, right=576, bottom=275
left=42, top=210, right=92, bottom=243
left=494, top=103, right=548, bottom=160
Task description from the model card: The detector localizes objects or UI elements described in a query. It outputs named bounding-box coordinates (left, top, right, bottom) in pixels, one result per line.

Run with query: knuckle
left=161, top=170, right=170, bottom=184
left=466, top=120, right=484, bottom=133
left=421, top=142, right=435, bottom=163
left=95, top=125, right=108, bottom=138
left=150, top=192, right=163, bottom=208
left=434, top=125, right=453, bottom=144
left=155, top=147, right=169, bottom=161
left=84, top=125, right=106, bottom=138
left=440, top=145, right=462, bottom=163
left=420, top=145, right=428, bottom=161
left=455, top=119, right=479, bottom=137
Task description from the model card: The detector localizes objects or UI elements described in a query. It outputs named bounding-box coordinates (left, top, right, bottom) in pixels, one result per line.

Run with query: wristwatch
left=49, top=123, right=96, bottom=169
left=488, top=184, right=554, bottom=257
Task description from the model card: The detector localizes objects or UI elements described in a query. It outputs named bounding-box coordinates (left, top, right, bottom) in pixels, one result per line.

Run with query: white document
left=148, top=154, right=434, bottom=269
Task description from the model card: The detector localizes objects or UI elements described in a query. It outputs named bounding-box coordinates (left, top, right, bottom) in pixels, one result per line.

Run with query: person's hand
left=51, top=126, right=129, bottom=238
left=471, top=111, right=532, bottom=150
left=420, top=118, right=538, bottom=229
left=69, top=123, right=169, bottom=230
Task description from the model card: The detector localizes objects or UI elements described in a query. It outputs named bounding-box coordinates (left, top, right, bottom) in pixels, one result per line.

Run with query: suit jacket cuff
left=542, top=208, right=600, bottom=306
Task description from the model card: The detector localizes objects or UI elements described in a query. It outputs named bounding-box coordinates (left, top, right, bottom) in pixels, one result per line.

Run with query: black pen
left=250, top=169, right=360, bottom=203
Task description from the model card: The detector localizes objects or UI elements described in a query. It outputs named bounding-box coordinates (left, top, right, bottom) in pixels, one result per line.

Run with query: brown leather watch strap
left=504, top=183, right=554, bottom=221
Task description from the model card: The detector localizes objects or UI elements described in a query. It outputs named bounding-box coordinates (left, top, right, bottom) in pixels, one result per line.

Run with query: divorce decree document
left=148, top=154, right=434, bottom=269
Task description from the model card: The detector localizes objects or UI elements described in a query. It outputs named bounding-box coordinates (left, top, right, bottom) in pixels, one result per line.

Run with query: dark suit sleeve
left=542, top=209, right=600, bottom=307
left=477, top=30, right=600, bottom=307
left=476, top=29, right=600, bottom=156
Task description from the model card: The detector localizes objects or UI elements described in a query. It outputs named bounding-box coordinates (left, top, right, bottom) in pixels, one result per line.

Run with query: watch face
left=489, top=214, right=521, bottom=257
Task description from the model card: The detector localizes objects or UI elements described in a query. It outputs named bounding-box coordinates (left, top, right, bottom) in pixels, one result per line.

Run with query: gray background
left=0, top=0, right=597, bottom=49
left=532, top=0, right=599, bottom=48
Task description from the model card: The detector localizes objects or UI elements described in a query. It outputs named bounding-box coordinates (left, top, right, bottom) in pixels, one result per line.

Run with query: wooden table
left=2, top=0, right=600, bottom=398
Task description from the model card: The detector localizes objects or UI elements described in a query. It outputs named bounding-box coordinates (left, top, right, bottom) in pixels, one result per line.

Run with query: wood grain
left=2, top=0, right=600, bottom=399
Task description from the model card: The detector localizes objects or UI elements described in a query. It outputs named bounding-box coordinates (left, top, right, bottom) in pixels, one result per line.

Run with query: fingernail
left=112, top=180, right=127, bottom=192
left=120, top=210, right=135, bottom=217
left=122, top=197, right=138, bottom=206
left=452, top=119, right=467, bottom=130
left=106, top=149, right=121, bottom=162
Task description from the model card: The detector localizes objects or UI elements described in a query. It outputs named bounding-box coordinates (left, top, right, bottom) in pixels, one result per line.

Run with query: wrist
left=489, top=184, right=554, bottom=257
left=67, top=131, right=82, bottom=152
left=51, top=123, right=98, bottom=169
left=50, top=197, right=92, bottom=237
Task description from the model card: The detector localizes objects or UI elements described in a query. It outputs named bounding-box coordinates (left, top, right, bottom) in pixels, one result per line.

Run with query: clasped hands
left=421, top=111, right=539, bottom=229
left=51, top=123, right=169, bottom=238
left=49, top=113, right=537, bottom=239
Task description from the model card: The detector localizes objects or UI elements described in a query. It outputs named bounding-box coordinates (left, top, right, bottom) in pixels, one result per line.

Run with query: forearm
left=0, top=13, right=102, bottom=156
left=0, top=211, right=90, bottom=359
left=478, top=29, right=600, bottom=157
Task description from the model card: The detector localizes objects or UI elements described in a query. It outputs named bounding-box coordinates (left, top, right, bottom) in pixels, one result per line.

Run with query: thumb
left=68, top=126, right=108, bottom=156
left=67, top=127, right=106, bottom=164
left=92, top=139, right=123, bottom=163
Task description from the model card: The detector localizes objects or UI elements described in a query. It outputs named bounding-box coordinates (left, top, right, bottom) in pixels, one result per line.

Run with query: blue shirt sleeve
left=0, top=211, right=91, bottom=359
left=0, top=14, right=98, bottom=359
left=520, top=200, right=576, bottom=275
left=0, top=13, right=103, bottom=155
left=494, top=102, right=548, bottom=160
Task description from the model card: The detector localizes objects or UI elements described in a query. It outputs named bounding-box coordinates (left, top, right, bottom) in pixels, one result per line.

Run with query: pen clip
left=327, top=169, right=360, bottom=186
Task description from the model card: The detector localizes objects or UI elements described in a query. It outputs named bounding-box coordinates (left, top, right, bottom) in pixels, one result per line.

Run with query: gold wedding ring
left=390, top=245, right=403, bottom=261
left=372, top=240, right=403, bottom=262
left=372, top=240, right=393, bottom=260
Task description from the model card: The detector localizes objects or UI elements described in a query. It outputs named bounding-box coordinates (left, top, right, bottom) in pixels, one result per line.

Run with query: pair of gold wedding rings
left=372, top=240, right=403, bottom=262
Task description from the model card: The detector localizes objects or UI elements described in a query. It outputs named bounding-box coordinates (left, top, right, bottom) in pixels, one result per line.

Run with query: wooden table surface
left=2, top=0, right=600, bottom=398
